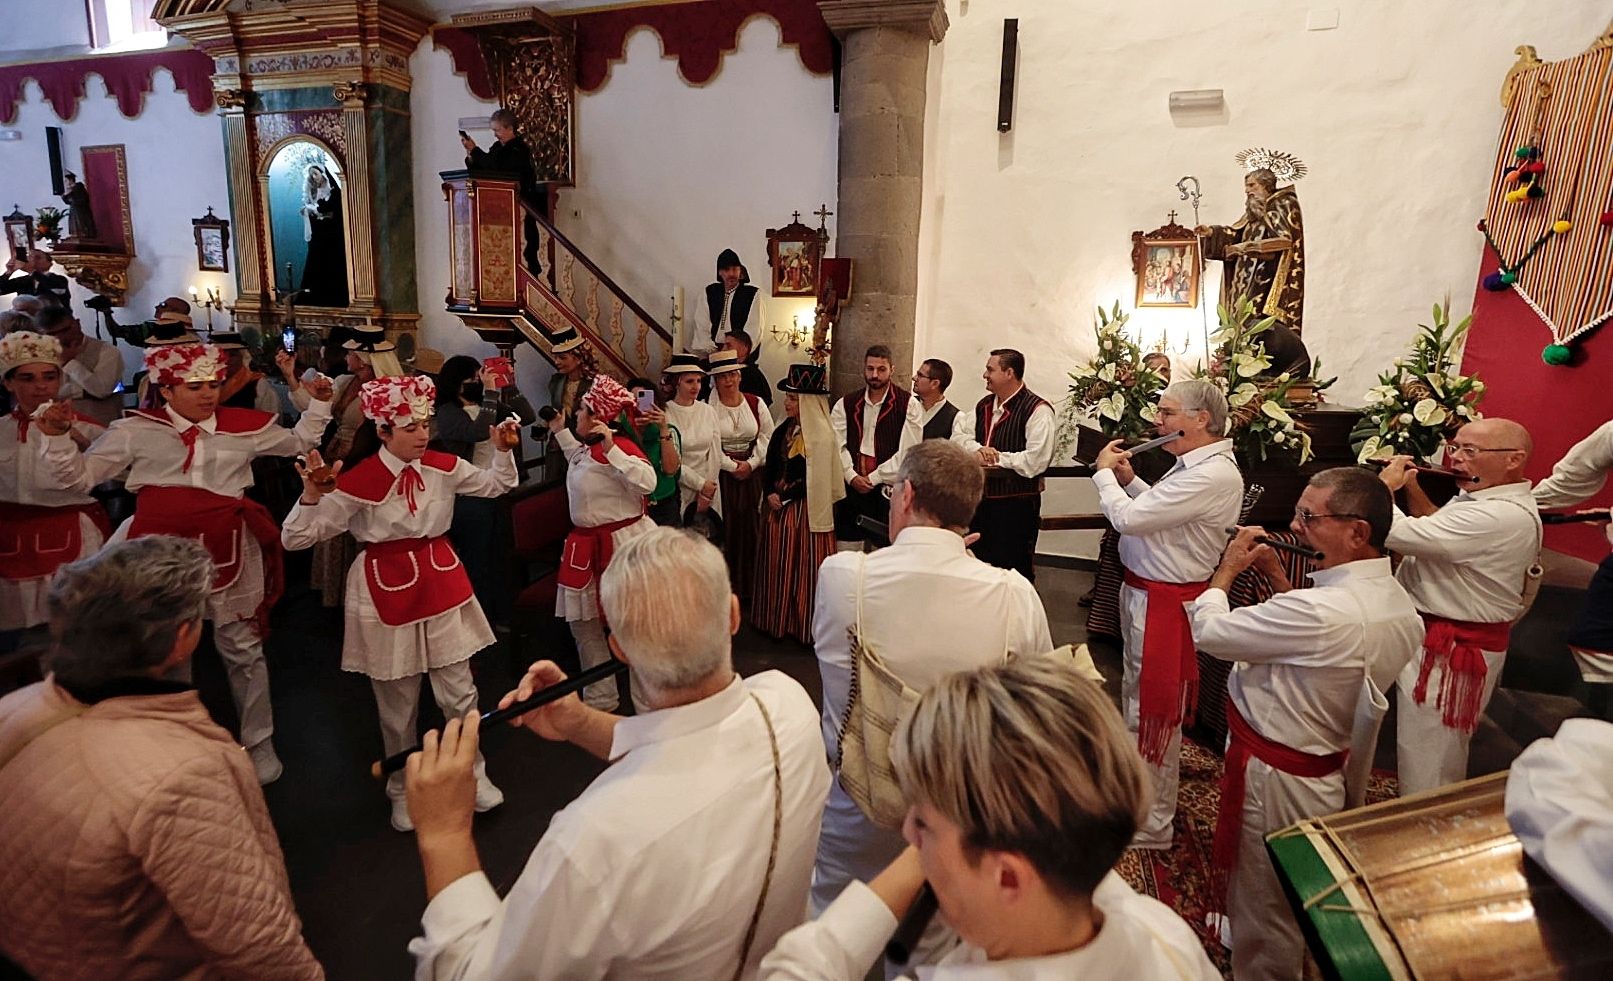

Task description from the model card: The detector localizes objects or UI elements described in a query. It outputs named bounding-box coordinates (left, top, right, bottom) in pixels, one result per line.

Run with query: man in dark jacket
left=0, top=251, right=71, bottom=312
left=463, top=108, right=544, bottom=276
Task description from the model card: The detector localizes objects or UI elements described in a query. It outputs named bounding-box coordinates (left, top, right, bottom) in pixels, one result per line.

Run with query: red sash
left=0, top=501, right=113, bottom=580
left=1411, top=613, right=1512, bottom=734
left=361, top=536, right=475, bottom=627
left=1211, top=699, right=1346, bottom=907
left=558, top=514, right=644, bottom=592
left=1123, top=569, right=1208, bottom=764
left=128, top=486, right=283, bottom=635
left=857, top=454, right=878, bottom=477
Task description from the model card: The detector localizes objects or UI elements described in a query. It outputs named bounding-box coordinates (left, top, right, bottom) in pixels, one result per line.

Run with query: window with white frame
left=87, top=0, right=168, bottom=52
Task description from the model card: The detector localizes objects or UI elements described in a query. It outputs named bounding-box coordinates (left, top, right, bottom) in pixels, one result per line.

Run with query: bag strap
left=732, top=691, right=784, bottom=981
left=833, top=554, right=870, bottom=772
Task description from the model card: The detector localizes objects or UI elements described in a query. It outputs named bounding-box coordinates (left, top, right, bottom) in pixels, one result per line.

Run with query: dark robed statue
left=60, top=171, right=97, bottom=241
left=1197, top=167, right=1305, bottom=337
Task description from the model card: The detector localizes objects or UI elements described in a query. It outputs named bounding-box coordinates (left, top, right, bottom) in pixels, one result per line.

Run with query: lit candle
left=189, top=286, right=199, bottom=301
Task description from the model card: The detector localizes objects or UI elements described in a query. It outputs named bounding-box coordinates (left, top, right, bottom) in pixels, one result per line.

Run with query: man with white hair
left=1380, top=418, right=1542, bottom=793
left=405, top=528, right=832, bottom=980
left=1092, top=378, right=1243, bottom=849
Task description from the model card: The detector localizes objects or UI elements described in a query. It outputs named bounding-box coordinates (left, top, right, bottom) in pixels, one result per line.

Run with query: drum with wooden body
left=1267, top=772, right=1613, bottom=980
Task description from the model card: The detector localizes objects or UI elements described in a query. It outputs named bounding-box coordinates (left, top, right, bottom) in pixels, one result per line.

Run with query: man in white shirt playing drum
left=1379, top=418, right=1542, bottom=795
left=405, top=528, right=831, bottom=980
left=810, top=440, right=1052, bottom=934
left=1092, top=379, right=1243, bottom=849
left=1188, top=467, right=1424, bottom=981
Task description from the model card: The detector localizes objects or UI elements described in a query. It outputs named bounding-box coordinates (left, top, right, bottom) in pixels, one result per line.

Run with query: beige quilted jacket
left=0, top=680, right=324, bottom=980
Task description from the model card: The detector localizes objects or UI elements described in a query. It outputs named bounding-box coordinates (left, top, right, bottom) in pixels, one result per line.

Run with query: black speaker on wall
left=46, top=126, right=64, bottom=194
left=998, top=18, right=1018, bottom=133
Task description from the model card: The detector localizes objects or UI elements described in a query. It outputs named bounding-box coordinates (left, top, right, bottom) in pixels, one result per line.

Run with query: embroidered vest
left=841, top=386, right=912, bottom=468
left=974, top=387, right=1049, bottom=498
left=921, top=401, right=958, bottom=441
left=705, top=283, right=758, bottom=343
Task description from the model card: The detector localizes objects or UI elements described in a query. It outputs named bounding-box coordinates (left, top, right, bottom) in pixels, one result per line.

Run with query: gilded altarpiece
left=153, top=0, right=428, bottom=341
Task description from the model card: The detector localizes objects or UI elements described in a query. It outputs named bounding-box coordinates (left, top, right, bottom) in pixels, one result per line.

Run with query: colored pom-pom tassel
left=1505, top=188, right=1526, bottom=203
left=1527, top=184, right=1546, bottom=198
left=1504, top=169, right=1522, bottom=183
left=1601, top=211, right=1613, bottom=227
left=1482, top=272, right=1509, bottom=291
left=1542, top=344, right=1572, bottom=366
left=1553, top=220, right=1573, bottom=234
left=1525, top=162, right=1546, bottom=175
left=1500, top=270, right=1518, bottom=284
left=1515, top=146, right=1532, bottom=158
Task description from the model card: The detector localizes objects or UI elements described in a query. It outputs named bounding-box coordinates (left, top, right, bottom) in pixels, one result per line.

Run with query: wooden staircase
left=441, top=169, right=674, bottom=379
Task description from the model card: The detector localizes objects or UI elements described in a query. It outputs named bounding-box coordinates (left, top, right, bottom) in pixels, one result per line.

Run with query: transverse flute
left=369, top=660, right=629, bottom=779
left=1224, top=527, right=1325, bottom=561
left=884, top=883, right=940, bottom=966
left=1366, top=459, right=1480, bottom=484
left=1126, top=429, right=1186, bottom=455
left=1540, top=509, right=1613, bottom=524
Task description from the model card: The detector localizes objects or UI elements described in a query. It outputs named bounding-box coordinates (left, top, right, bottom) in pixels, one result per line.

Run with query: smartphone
left=635, top=390, right=656, bottom=414
left=282, top=327, right=297, bottom=353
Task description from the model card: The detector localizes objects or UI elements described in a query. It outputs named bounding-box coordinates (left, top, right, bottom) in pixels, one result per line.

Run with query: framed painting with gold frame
left=4, top=206, right=33, bottom=260
left=193, top=206, right=230, bottom=273
left=766, top=214, right=828, bottom=298
left=1131, top=217, right=1200, bottom=308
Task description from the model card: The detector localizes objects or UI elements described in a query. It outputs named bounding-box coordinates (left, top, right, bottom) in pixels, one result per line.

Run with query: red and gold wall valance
left=0, top=47, right=214, bottom=124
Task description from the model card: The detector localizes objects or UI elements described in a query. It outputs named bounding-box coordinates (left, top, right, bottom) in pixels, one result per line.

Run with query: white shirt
left=711, top=390, right=775, bottom=470
left=2, top=413, right=104, bottom=507
left=55, top=336, right=124, bottom=426
left=687, top=287, right=769, bottom=358
left=280, top=446, right=517, bottom=549
left=956, top=388, right=1057, bottom=480
left=1188, top=557, right=1425, bottom=754
left=760, top=873, right=1220, bottom=980
left=1534, top=419, right=1613, bottom=548
left=829, top=389, right=923, bottom=486
left=557, top=427, right=657, bottom=529
left=1388, top=481, right=1542, bottom=623
left=1092, top=439, right=1243, bottom=582
left=410, top=672, right=832, bottom=981
left=1505, top=719, right=1613, bottom=934
left=663, top=398, right=725, bottom=514
left=37, top=399, right=329, bottom=497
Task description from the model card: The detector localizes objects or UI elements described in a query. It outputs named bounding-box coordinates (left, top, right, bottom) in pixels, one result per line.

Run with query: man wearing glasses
left=1187, top=468, right=1423, bottom=980
left=1092, top=379, right=1243, bottom=850
left=1379, top=418, right=1541, bottom=794
left=912, top=358, right=967, bottom=442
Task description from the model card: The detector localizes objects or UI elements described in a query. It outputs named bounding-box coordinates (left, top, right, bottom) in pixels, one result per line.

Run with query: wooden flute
left=1366, top=459, right=1480, bottom=483
left=370, top=660, right=629, bottom=779
left=1224, top=527, right=1325, bottom=561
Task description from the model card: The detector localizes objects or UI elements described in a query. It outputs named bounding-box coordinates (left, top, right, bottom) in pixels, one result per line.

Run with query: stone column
left=818, top=0, right=947, bottom=397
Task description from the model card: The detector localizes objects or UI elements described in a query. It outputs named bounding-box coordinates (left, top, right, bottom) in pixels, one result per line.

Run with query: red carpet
left=1115, top=738, right=1401, bottom=976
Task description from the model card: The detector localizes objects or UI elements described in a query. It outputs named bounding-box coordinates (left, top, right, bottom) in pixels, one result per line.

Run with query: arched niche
left=260, top=136, right=351, bottom=310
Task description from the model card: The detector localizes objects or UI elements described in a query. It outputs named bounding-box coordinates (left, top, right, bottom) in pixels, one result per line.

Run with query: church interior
left=2, top=1, right=1613, bottom=978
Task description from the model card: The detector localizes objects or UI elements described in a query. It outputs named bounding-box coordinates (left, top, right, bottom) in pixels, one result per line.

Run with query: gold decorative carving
left=332, top=80, right=369, bottom=105
left=214, top=87, right=248, bottom=109
left=1501, top=45, right=1544, bottom=108
left=447, top=9, right=576, bottom=185
left=56, top=253, right=132, bottom=306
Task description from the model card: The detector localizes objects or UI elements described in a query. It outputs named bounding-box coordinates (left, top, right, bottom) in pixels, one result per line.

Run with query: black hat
left=778, top=363, right=829, bottom=395
left=207, top=331, right=248, bottom=351
left=663, top=352, right=704, bottom=375
left=342, top=325, right=396, bottom=353
left=716, top=248, right=742, bottom=272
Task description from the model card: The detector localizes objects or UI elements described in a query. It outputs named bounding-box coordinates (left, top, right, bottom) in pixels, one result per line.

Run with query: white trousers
left=214, top=618, right=275, bottom=751
left=1120, top=583, right=1184, bottom=843
left=372, top=660, right=485, bottom=799
left=569, top=618, right=625, bottom=710
left=1228, top=757, right=1344, bottom=981
left=1394, top=645, right=1506, bottom=796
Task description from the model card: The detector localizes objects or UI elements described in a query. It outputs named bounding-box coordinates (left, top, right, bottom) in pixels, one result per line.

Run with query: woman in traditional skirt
left=661, top=354, right=723, bottom=537
left=707, top=349, right=773, bottom=605
left=281, top=374, right=515, bottom=831
left=549, top=375, right=659, bottom=710
left=752, top=363, right=841, bottom=644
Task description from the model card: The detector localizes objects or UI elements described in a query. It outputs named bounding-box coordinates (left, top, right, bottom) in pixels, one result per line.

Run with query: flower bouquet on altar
left=1197, top=298, right=1333, bottom=464
left=1054, top=302, right=1169, bottom=463
left=1350, top=301, right=1484, bottom=464
left=33, top=206, right=65, bottom=246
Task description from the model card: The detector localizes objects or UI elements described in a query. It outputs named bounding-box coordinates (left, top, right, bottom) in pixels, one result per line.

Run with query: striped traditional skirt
left=751, top=498, right=835, bottom=645
left=720, top=466, right=765, bottom=605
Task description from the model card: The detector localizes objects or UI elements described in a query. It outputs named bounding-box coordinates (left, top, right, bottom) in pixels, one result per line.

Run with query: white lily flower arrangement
left=1194, top=298, right=1332, bottom=464
left=1055, top=302, right=1170, bottom=454
left=1350, top=300, right=1486, bottom=464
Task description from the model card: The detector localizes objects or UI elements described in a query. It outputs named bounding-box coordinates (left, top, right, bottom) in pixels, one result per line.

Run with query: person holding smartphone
left=462, top=109, right=543, bottom=276
left=621, top=376, right=681, bottom=527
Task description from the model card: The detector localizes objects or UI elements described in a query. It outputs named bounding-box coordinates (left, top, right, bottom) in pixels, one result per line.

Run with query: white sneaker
left=390, top=796, right=414, bottom=833
left=248, top=741, right=283, bottom=785
left=475, top=774, right=505, bottom=813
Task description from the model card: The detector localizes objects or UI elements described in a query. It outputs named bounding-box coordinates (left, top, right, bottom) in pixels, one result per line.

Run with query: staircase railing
left=441, top=169, right=675, bottom=381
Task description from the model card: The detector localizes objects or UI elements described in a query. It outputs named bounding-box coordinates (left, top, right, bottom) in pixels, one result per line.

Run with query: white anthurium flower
left=1365, top=385, right=1397, bottom=406
left=1097, top=363, right=1117, bottom=383
left=1260, top=401, right=1295, bottom=425
left=1229, top=383, right=1259, bottom=407
left=1424, top=373, right=1445, bottom=397
left=1357, top=437, right=1383, bottom=464
left=1097, top=393, right=1126, bottom=421
left=1139, top=403, right=1159, bottom=422
left=1412, top=398, right=1446, bottom=427
left=1234, top=352, right=1272, bottom=378
left=1299, top=432, right=1314, bottom=464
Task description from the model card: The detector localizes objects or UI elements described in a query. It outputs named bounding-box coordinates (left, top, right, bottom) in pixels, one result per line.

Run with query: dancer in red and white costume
left=35, top=342, right=333, bottom=784
left=1, top=331, right=110, bottom=645
left=281, top=375, right=514, bottom=831
left=550, top=375, right=659, bottom=711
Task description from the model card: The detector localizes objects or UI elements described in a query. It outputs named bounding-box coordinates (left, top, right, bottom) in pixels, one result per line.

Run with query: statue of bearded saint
left=1196, top=168, right=1305, bottom=336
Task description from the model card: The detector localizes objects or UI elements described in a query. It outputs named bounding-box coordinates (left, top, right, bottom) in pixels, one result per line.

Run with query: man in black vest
left=463, top=108, right=544, bottom=277
left=687, top=249, right=766, bottom=361
left=830, top=344, right=922, bottom=547
left=913, top=357, right=965, bottom=441
left=959, top=348, right=1055, bottom=580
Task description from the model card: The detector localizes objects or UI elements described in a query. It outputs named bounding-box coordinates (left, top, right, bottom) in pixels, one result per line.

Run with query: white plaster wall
left=0, top=69, right=228, bottom=384
left=409, top=15, right=839, bottom=409
left=917, top=0, right=1612, bottom=558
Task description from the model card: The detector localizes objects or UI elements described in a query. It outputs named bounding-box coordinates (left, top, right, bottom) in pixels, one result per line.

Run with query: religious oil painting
left=193, top=207, right=230, bottom=273
left=1135, top=239, right=1200, bottom=308
left=767, top=214, right=828, bottom=298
